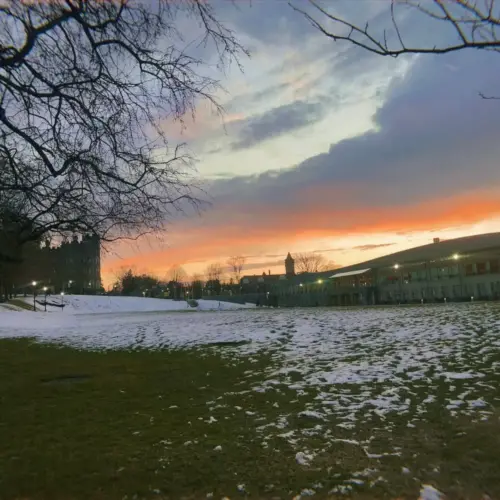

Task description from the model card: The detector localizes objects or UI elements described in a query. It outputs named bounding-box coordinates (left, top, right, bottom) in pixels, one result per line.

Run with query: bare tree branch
left=0, top=0, right=246, bottom=252
left=294, top=252, right=329, bottom=274
left=226, top=255, right=246, bottom=282
left=290, top=0, right=500, bottom=57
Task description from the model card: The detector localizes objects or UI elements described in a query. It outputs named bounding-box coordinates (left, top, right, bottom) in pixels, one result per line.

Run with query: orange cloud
left=102, top=188, right=500, bottom=287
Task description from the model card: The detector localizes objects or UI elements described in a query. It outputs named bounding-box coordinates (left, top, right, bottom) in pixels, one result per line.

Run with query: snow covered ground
left=12, top=294, right=255, bottom=314
left=1, top=301, right=498, bottom=424
left=1, top=300, right=499, bottom=495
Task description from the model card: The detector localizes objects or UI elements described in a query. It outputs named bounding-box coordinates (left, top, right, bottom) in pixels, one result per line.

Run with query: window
left=490, top=259, right=499, bottom=273
left=477, top=262, right=487, bottom=274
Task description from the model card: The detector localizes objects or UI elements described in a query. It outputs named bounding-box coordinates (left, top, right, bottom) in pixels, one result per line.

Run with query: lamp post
left=394, top=264, right=401, bottom=304
left=43, top=286, right=48, bottom=312
left=32, top=281, right=37, bottom=311
left=60, top=291, right=65, bottom=308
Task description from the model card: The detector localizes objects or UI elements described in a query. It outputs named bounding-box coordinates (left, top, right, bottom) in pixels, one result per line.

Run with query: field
left=1, top=302, right=500, bottom=499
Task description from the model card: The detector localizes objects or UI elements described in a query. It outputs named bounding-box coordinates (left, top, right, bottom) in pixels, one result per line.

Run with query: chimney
left=268, top=270, right=271, bottom=275
left=433, top=237, right=440, bottom=244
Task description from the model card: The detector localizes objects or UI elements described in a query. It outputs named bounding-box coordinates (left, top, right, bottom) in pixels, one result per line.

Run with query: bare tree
left=292, top=0, right=500, bottom=99
left=0, top=0, right=246, bottom=256
left=226, top=255, right=246, bottom=282
left=205, top=262, right=224, bottom=282
left=294, top=252, right=329, bottom=273
left=189, top=272, right=204, bottom=298
left=190, top=273, right=204, bottom=286
left=167, top=265, right=187, bottom=284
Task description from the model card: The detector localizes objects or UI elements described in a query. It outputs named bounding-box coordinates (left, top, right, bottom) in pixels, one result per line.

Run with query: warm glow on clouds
left=102, top=189, right=500, bottom=287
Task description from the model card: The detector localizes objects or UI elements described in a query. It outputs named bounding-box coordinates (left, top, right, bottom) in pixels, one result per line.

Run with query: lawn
left=1, top=304, right=500, bottom=499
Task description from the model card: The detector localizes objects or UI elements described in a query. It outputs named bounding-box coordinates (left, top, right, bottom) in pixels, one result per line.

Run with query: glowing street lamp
left=394, top=264, right=400, bottom=270
left=317, top=279, right=323, bottom=284
left=60, top=291, right=65, bottom=307
left=43, top=287, right=48, bottom=312
left=453, top=253, right=459, bottom=260
left=32, top=281, right=37, bottom=311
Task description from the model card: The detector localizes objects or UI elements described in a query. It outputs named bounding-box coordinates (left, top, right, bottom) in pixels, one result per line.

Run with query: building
left=240, top=232, right=500, bottom=306
left=18, top=234, right=101, bottom=294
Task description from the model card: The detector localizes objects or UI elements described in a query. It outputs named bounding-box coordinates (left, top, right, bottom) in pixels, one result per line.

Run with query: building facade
left=239, top=233, right=500, bottom=307
left=18, top=234, right=101, bottom=294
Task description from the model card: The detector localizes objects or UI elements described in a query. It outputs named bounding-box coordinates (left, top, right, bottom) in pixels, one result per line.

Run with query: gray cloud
left=204, top=48, right=500, bottom=233
left=354, top=243, right=396, bottom=251
left=230, top=100, right=326, bottom=150
left=227, top=82, right=291, bottom=111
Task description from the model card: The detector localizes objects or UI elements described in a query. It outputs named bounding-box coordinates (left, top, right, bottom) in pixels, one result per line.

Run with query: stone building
left=240, top=232, right=500, bottom=307
left=18, top=234, right=101, bottom=294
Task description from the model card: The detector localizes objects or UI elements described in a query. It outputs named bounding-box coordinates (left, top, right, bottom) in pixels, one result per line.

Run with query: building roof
left=335, top=232, right=500, bottom=274
left=330, top=268, right=371, bottom=279
left=242, top=232, right=500, bottom=287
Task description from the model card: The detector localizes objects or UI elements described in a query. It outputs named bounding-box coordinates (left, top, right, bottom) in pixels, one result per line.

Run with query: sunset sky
left=102, top=0, right=500, bottom=288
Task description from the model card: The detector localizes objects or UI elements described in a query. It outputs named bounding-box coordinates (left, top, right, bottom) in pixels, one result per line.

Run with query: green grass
left=1, top=338, right=500, bottom=499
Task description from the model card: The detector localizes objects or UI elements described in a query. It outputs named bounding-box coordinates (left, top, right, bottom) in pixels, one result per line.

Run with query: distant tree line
left=111, top=252, right=337, bottom=301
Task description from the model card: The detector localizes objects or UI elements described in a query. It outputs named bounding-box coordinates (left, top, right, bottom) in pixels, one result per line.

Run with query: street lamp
left=317, top=279, right=323, bottom=284
left=394, top=264, right=402, bottom=304
left=32, top=281, right=37, bottom=311
left=60, top=291, right=65, bottom=308
left=453, top=254, right=459, bottom=260
left=43, top=287, right=48, bottom=312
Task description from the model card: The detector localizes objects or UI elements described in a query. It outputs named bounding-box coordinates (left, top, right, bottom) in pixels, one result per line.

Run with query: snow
left=419, top=484, right=443, bottom=500
left=1, top=300, right=499, bottom=474
left=329, top=268, right=371, bottom=279
left=0, top=295, right=255, bottom=339
left=295, top=451, right=314, bottom=466
left=443, top=371, right=484, bottom=380
left=298, top=488, right=316, bottom=497
left=16, top=294, right=255, bottom=315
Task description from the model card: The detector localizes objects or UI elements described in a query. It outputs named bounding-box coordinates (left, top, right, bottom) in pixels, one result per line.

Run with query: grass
left=1, top=337, right=500, bottom=499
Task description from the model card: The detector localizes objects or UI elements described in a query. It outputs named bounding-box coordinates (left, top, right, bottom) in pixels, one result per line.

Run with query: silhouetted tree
left=227, top=255, right=246, bottom=282
left=115, top=268, right=159, bottom=296
left=295, top=252, right=328, bottom=273
left=0, top=1, right=246, bottom=249
left=205, top=262, right=224, bottom=282
left=190, top=273, right=204, bottom=299
left=166, top=265, right=187, bottom=299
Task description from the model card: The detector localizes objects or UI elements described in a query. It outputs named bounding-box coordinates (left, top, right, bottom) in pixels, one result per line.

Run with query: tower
left=285, top=252, right=295, bottom=277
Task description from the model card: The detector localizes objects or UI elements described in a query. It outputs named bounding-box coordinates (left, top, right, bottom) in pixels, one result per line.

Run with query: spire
left=285, top=252, right=295, bottom=276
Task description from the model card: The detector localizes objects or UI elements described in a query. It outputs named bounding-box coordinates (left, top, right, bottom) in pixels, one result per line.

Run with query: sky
left=102, top=0, right=500, bottom=287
